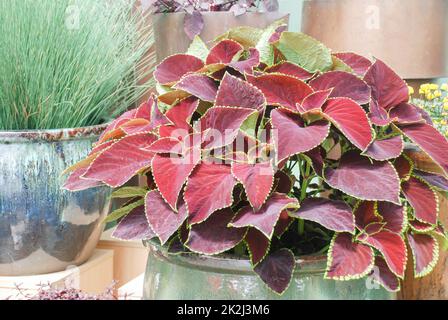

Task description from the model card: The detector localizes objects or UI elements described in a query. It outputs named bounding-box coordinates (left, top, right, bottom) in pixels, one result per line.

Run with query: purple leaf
left=291, top=198, right=355, bottom=234
left=184, top=11, right=204, bottom=40
left=254, top=248, right=295, bottom=294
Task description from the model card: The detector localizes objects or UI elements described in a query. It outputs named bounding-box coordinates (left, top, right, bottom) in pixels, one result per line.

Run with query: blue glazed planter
left=0, top=125, right=111, bottom=276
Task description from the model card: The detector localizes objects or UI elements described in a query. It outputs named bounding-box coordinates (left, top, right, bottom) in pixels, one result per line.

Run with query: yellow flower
left=408, top=86, right=414, bottom=95
left=426, top=93, right=435, bottom=100
left=434, top=90, right=442, bottom=98
left=441, top=83, right=448, bottom=91
left=441, top=120, right=447, bottom=125
left=420, top=83, right=430, bottom=91
left=444, top=103, right=448, bottom=111
left=430, top=84, right=439, bottom=90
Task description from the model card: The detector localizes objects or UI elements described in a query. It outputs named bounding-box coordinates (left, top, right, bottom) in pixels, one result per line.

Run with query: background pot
left=142, top=241, right=395, bottom=300
left=0, top=125, right=111, bottom=276
left=153, top=11, right=289, bottom=63
left=301, top=0, right=448, bottom=80
left=400, top=147, right=448, bottom=299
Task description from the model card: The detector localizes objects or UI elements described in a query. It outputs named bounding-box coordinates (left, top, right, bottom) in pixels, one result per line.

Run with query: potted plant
left=65, top=24, right=448, bottom=299
left=0, top=0, right=153, bottom=276
left=142, top=0, right=288, bottom=62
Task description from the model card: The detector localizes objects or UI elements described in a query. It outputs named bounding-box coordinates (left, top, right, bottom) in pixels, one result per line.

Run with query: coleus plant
left=141, top=0, right=279, bottom=39
left=64, top=21, right=448, bottom=295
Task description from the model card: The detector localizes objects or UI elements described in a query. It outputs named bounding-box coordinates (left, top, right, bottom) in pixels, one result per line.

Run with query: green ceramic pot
left=142, top=241, right=395, bottom=300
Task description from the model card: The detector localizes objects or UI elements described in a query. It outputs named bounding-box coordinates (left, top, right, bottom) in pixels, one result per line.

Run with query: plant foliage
left=142, top=0, right=279, bottom=39
left=0, top=0, right=154, bottom=130
left=64, top=21, right=448, bottom=294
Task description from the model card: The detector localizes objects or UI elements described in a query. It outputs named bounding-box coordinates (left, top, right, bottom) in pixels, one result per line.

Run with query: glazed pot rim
left=144, top=240, right=327, bottom=276
left=0, top=123, right=109, bottom=143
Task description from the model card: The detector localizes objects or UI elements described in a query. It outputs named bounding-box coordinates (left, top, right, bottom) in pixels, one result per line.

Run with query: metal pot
left=143, top=241, right=395, bottom=300
left=153, top=11, right=290, bottom=63
left=0, top=125, right=111, bottom=276
left=301, top=0, right=448, bottom=79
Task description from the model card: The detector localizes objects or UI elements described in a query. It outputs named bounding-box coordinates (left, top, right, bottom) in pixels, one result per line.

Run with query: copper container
left=302, top=0, right=448, bottom=79
left=400, top=147, right=448, bottom=299
left=153, top=11, right=289, bottom=62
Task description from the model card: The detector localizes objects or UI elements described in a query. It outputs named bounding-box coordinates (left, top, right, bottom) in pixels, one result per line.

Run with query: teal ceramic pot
left=0, top=124, right=111, bottom=276
left=143, top=241, right=395, bottom=300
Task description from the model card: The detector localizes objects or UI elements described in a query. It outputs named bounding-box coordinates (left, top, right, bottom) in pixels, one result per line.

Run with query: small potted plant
left=0, top=0, right=153, bottom=276
left=141, top=0, right=288, bottom=62
left=65, top=24, right=448, bottom=299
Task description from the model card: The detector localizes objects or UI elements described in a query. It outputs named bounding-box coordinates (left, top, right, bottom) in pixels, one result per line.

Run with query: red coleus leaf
left=407, top=232, right=439, bottom=278
left=324, top=152, right=401, bottom=204
left=333, top=52, right=372, bottom=77
left=160, top=97, right=199, bottom=138
left=409, top=220, right=435, bottom=233
left=325, top=233, right=374, bottom=280
left=185, top=162, right=237, bottom=224
left=291, top=198, right=355, bottom=234
left=271, top=108, right=330, bottom=163
left=83, top=133, right=158, bottom=188
left=63, top=166, right=103, bottom=192
left=389, top=103, right=425, bottom=125
left=199, top=106, right=258, bottom=150
left=358, top=230, right=407, bottom=278
left=273, top=210, right=294, bottom=237
left=394, top=155, right=413, bottom=180
left=368, top=99, right=392, bottom=127
left=230, top=193, right=299, bottom=239
left=97, top=109, right=136, bottom=143
left=362, top=136, right=404, bottom=161
left=309, top=71, right=371, bottom=105
left=112, top=205, right=156, bottom=241
left=145, top=191, right=188, bottom=245
left=147, top=137, right=183, bottom=154
left=254, top=248, right=295, bottom=295
left=363, top=59, right=409, bottom=110
left=154, top=54, right=205, bottom=85
left=413, top=170, right=448, bottom=192
left=304, top=147, right=325, bottom=177
left=245, top=228, right=270, bottom=265
left=152, top=145, right=201, bottom=211
left=119, top=119, right=152, bottom=135
left=265, top=62, right=314, bottom=80
left=322, top=98, right=373, bottom=150
left=273, top=170, right=293, bottom=194
left=185, top=208, right=246, bottom=255
left=402, top=176, right=438, bottom=225
left=370, top=256, right=400, bottom=292
left=246, top=73, right=313, bottom=111
left=231, top=161, right=275, bottom=211
left=298, top=89, right=333, bottom=114
left=377, top=202, right=406, bottom=234
left=206, top=39, right=243, bottom=65
left=398, top=123, right=448, bottom=177
left=174, top=74, right=218, bottom=102
left=354, top=201, right=382, bottom=230
left=228, top=48, right=260, bottom=75
left=214, top=73, right=266, bottom=110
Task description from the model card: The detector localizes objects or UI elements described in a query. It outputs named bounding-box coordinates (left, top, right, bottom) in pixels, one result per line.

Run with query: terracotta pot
left=153, top=11, right=289, bottom=63
left=399, top=147, right=448, bottom=299
left=301, top=0, right=448, bottom=79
